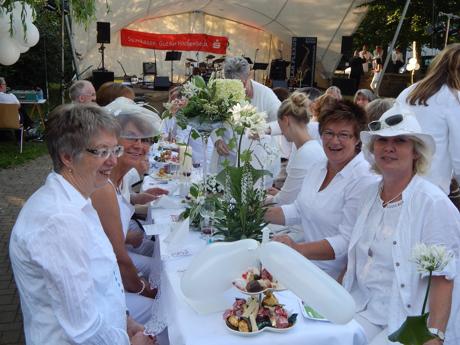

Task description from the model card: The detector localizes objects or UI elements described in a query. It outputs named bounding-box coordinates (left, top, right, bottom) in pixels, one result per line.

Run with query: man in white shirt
left=211, top=57, right=282, bottom=178
left=69, top=80, right=97, bottom=103
left=0, top=76, right=34, bottom=128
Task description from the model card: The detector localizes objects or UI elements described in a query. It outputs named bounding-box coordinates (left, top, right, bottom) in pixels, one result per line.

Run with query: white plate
left=224, top=316, right=296, bottom=335
left=298, top=300, right=328, bottom=322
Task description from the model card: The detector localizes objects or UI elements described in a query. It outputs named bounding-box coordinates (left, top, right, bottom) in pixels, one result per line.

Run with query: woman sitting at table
left=265, top=100, right=377, bottom=279
left=91, top=106, right=167, bottom=325
left=266, top=91, right=325, bottom=205
left=345, top=108, right=459, bottom=344
left=9, top=104, right=154, bottom=345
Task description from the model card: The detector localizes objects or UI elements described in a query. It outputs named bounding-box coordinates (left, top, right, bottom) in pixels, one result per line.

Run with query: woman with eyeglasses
left=344, top=107, right=459, bottom=345
left=396, top=43, right=460, bottom=196
left=9, top=104, right=154, bottom=345
left=91, top=106, right=167, bottom=329
left=265, top=100, right=377, bottom=279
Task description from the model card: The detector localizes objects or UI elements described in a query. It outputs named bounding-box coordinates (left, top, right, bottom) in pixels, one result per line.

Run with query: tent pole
left=375, top=0, right=411, bottom=97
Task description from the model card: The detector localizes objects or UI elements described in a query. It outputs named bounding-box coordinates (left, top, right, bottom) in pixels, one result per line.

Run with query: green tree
left=354, top=0, right=460, bottom=51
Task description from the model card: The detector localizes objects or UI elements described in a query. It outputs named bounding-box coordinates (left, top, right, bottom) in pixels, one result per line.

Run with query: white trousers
left=355, top=313, right=389, bottom=345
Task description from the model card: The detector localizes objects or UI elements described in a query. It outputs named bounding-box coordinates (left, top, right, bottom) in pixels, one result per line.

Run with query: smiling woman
left=9, top=103, right=153, bottom=345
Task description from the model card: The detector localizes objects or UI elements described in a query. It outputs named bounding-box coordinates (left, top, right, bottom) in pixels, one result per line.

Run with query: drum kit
left=184, top=54, right=225, bottom=78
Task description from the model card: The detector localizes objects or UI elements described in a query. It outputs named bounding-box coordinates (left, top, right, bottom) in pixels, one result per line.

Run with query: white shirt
left=0, top=91, right=20, bottom=104
left=343, top=176, right=460, bottom=344
left=351, top=195, right=402, bottom=326
left=397, top=84, right=460, bottom=194
left=281, top=153, right=377, bottom=279
left=270, top=140, right=326, bottom=205
left=9, top=173, right=129, bottom=345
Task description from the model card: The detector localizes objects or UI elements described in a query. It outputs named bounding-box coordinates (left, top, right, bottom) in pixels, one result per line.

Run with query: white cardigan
left=342, top=175, right=460, bottom=344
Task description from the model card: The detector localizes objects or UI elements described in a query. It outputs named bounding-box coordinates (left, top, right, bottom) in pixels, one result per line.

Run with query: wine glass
left=199, top=199, right=215, bottom=243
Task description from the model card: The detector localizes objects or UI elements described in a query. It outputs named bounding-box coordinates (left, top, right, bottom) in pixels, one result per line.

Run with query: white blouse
left=270, top=140, right=326, bottom=205
left=9, top=173, right=129, bottom=345
left=281, top=153, right=377, bottom=278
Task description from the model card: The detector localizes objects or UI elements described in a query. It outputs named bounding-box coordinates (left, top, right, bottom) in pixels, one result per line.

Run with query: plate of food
left=154, top=150, right=179, bottom=164
left=223, top=292, right=297, bottom=336
left=153, top=167, right=173, bottom=181
left=298, top=300, right=328, bottom=322
left=232, top=267, right=285, bottom=295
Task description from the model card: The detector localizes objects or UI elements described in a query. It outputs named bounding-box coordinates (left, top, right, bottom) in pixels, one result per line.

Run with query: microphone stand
left=439, top=12, right=460, bottom=48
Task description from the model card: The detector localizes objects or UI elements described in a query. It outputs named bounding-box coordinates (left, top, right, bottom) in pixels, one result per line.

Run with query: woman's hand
left=423, top=338, right=443, bottom=345
left=125, top=231, right=144, bottom=248
left=132, top=188, right=169, bottom=205
left=127, top=316, right=144, bottom=338
left=131, top=331, right=156, bottom=345
left=215, top=139, right=230, bottom=156
left=266, top=187, right=280, bottom=196
left=272, top=234, right=296, bottom=249
left=139, top=277, right=158, bottom=299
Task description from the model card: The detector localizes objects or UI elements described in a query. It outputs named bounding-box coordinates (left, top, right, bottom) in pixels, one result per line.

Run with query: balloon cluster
left=0, top=2, right=40, bottom=66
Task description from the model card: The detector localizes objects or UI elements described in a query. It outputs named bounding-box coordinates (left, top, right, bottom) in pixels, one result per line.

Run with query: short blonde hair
left=366, top=136, right=432, bottom=175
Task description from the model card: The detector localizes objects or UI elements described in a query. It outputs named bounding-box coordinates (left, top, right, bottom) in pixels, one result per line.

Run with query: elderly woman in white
left=266, top=100, right=377, bottom=279
left=9, top=104, right=154, bottom=345
left=347, top=107, right=459, bottom=344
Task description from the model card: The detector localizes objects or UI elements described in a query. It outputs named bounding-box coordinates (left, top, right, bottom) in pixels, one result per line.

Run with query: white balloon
left=16, top=41, right=29, bottom=53
left=13, top=21, right=39, bottom=47
left=0, top=36, right=20, bottom=65
left=12, top=2, right=34, bottom=22
left=181, top=239, right=259, bottom=313
left=0, top=11, right=12, bottom=34
left=259, top=241, right=356, bottom=325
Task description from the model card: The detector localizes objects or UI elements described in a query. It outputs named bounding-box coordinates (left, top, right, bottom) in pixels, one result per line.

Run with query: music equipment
left=341, top=36, right=353, bottom=57
left=92, top=70, right=114, bottom=91
left=205, top=54, right=215, bottom=60
left=332, top=77, right=356, bottom=95
left=143, top=62, right=157, bottom=75
left=213, top=57, right=226, bottom=64
left=186, top=58, right=197, bottom=63
left=269, top=59, right=289, bottom=80
left=165, top=51, right=181, bottom=83
left=290, top=37, right=317, bottom=87
left=272, top=80, right=288, bottom=88
left=154, top=76, right=171, bottom=91
left=96, top=22, right=110, bottom=44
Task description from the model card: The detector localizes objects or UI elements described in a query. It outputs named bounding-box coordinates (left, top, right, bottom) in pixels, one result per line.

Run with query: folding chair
left=0, top=103, right=23, bottom=153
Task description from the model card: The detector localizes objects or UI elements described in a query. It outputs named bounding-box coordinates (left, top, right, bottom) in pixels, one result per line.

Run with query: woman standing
left=9, top=104, right=154, bottom=345
left=396, top=43, right=460, bottom=195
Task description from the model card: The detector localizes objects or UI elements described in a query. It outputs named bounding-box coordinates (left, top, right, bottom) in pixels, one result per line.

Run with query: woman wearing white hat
left=343, top=107, right=460, bottom=344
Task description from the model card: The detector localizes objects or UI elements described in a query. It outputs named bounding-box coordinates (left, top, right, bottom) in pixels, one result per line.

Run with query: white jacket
left=343, top=175, right=460, bottom=344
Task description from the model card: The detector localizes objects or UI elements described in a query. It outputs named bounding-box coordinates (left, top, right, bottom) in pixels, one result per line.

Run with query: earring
left=68, top=168, right=73, bottom=174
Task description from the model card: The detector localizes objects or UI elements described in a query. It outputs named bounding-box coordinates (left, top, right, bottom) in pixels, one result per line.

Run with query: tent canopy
left=74, top=0, right=368, bottom=85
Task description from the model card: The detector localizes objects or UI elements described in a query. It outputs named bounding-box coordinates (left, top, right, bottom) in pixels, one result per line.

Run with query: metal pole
left=444, top=15, right=451, bottom=48
left=61, top=0, right=65, bottom=104
left=375, top=0, right=411, bottom=97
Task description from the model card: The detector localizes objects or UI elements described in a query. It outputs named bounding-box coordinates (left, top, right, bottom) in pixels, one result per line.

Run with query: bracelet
left=137, top=279, right=146, bottom=295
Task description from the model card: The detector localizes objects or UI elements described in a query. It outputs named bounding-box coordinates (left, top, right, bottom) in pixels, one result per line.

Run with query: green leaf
left=190, top=129, right=201, bottom=140
left=388, top=313, right=436, bottom=345
left=215, top=127, right=226, bottom=138
left=228, top=137, right=237, bottom=150
left=192, top=75, right=207, bottom=89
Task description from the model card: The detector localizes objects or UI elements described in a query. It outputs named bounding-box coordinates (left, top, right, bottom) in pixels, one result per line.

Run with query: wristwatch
left=428, top=328, right=445, bottom=342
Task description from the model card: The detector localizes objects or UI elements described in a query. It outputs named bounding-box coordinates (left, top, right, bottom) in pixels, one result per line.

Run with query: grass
left=0, top=138, right=48, bottom=169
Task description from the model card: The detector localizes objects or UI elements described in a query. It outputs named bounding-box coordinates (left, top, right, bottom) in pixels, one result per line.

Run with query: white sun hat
left=360, top=105, right=436, bottom=165
left=104, top=96, right=162, bottom=138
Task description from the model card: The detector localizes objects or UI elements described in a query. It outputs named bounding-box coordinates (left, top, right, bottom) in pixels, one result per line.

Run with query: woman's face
left=373, top=135, right=418, bottom=176
left=119, top=122, right=150, bottom=167
left=321, top=120, right=359, bottom=168
left=70, top=130, right=118, bottom=195
left=355, top=94, right=369, bottom=108
left=278, top=115, right=292, bottom=142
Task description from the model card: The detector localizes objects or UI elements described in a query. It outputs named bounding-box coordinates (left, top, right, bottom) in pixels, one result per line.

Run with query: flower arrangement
left=388, top=243, right=454, bottom=345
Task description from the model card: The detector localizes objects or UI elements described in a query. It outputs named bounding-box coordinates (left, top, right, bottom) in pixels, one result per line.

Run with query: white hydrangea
left=230, top=103, right=267, bottom=135
left=182, top=81, right=200, bottom=98
left=411, top=243, right=454, bottom=274
left=213, top=79, right=246, bottom=103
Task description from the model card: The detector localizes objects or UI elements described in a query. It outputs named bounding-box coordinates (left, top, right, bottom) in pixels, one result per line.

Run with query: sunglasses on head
left=368, top=114, right=403, bottom=131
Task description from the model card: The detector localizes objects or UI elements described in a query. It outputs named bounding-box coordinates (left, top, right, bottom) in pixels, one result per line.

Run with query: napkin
left=151, top=195, right=183, bottom=209
left=163, top=217, right=190, bottom=252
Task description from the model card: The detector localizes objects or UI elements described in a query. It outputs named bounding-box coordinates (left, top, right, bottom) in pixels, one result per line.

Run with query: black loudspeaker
left=332, top=77, right=356, bottom=96
left=341, top=36, right=353, bottom=57
left=290, top=37, right=317, bottom=87
left=143, top=62, right=157, bottom=75
left=154, top=76, right=171, bottom=90
left=97, top=22, right=110, bottom=44
left=270, top=60, right=288, bottom=80
left=92, top=70, right=114, bottom=91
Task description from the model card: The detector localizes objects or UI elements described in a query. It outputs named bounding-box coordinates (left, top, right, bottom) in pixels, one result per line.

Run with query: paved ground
left=0, top=155, right=52, bottom=345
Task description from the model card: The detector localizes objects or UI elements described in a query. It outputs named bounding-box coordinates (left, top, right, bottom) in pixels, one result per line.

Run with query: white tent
left=73, top=0, right=368, bottom=86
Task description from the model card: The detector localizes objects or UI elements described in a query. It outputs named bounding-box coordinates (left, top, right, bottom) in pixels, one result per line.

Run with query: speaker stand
left=98, top=43, right=106, bottom=71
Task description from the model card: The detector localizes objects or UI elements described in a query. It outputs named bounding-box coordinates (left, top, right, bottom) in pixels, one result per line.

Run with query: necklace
left=380, top=185, right=403, bottom=208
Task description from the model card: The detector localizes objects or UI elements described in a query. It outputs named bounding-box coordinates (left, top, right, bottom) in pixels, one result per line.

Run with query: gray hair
left=365, top=98, right=396, bottom=122
left=45, top=103, right=120, bottom=172
left=224, top=56, right=250, bottom=80
left=354, top=89, right=376, bottom=103
left=0, top=77, right=5, bottom=85
left=68, top=80, right=93, bottom=102
left=366, top=136, right=432, bottom=175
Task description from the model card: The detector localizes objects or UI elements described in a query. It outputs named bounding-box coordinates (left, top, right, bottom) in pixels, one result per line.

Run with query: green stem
left=421, top=270, right=432, bottom=315
left=237, top=131, right=244, bottom=168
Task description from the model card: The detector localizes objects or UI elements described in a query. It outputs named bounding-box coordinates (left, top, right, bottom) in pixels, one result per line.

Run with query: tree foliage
left=354, top=0, right=460, bottom=51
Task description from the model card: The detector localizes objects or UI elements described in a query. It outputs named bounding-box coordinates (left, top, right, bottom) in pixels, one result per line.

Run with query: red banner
left=120, top=29, right=228, bottom=54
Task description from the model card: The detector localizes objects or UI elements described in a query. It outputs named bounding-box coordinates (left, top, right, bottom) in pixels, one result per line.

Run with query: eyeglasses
left=86, top=145, right=124, bottom=159
left=368, top=114, right=403, bottom=131
left=321, top=130, right=354, bottom=141
left=124, top=137, right=156, bottom=144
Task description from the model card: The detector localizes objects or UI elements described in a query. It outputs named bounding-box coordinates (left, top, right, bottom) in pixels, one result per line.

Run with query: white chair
left=0, top=103, right=23, bottom=153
